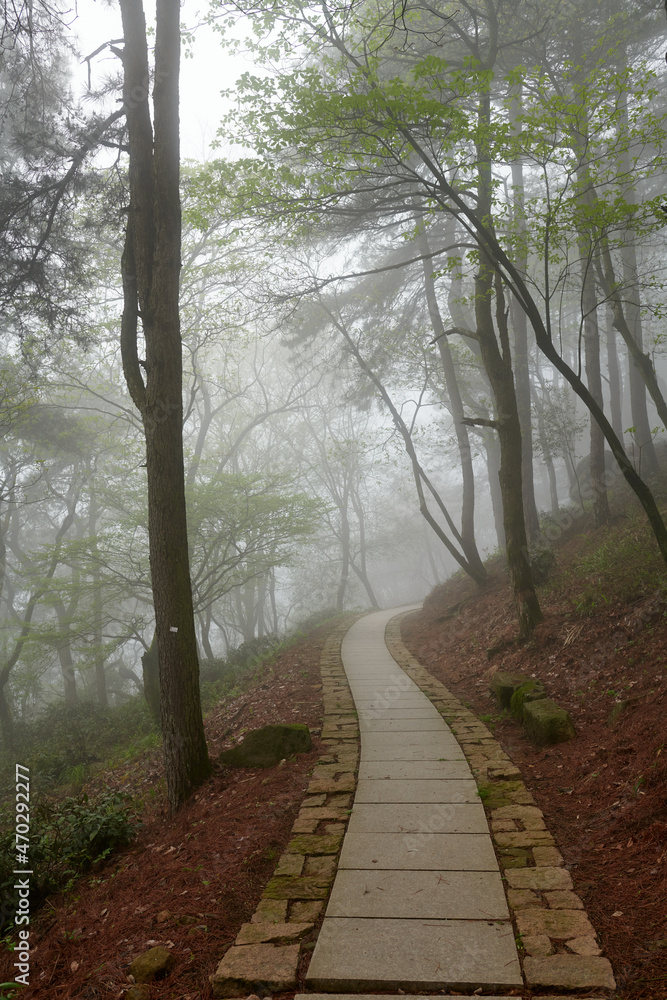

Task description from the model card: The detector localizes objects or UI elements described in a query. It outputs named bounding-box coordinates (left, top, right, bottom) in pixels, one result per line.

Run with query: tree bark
left=419, top=226, right=486, bottom=582
left=509, top=84, right=540, bottom=543
left=604, top=304, right=624, bottom=442
left=119, top=0, right=210, bottom=812
left=474, top=92, right=541, bottom=637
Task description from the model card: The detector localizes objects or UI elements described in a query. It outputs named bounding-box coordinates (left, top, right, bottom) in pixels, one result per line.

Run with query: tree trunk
left=141, top=634, right=161, bottom=727
left=579, top=243, right=610, bottom=526
left=604, top=304, right=624, bottom=442
left=419, top=226, right=486, bottom=582
left=616, top=43, right=658, bottom=475
left=473, top=93, right=541, bottom=637
left=119, top=0, right=210, bottom=812
left=336, top=491, right=351, bottom=612
left=483, top=431, right=506, bottom=549
left=349, top=489, right=380, bottom=608
left=53, top=598, right=79, bottom=708
left=509, top=85, right=540, bottom=543
left=89, top=489, right=108, bottom=708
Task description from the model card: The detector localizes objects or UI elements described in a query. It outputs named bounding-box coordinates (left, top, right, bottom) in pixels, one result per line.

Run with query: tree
left=118, top=0, right=210, bottom=812
left=210, top=0, right=667, bottom=583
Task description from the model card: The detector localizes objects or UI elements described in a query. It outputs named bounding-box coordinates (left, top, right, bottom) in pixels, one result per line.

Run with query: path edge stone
left=385, top=611, right=616, bottom=999
left=210, top=614, right=364, bottom=998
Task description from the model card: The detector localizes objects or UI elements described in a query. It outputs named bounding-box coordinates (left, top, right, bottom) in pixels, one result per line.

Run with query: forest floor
left=2, top=619, right=340, bottom=1000
left=5, top=485, right=667, bottom=1000
left=403, top=494, right=667, bottom=1000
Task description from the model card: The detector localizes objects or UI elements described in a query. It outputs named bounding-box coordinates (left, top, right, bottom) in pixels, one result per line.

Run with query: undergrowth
left=552, top=508, right=667, bottom=614
left=0, top=790, right=138, bottom=934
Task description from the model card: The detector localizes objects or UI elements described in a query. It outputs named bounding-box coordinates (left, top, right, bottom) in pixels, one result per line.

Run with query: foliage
left=555, top=511, right=667, bottom=614
left=0, top=790, right=138, bottom=934
left=0, top=701, right=155, bottom=799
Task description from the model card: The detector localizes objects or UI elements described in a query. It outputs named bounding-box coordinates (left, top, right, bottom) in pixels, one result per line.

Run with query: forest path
left=302, top=606, right=523, bottom=996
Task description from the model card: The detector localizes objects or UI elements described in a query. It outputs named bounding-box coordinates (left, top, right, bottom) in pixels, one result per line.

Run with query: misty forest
left=2, top=0, right=667, bottom=993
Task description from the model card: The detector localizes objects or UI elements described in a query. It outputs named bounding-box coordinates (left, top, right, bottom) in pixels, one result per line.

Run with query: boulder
left=523, top=699, right=576, bottom=747
left=510, top=680, right=547, bottom=721
left=218, top=723, right=312, bottom=768
left=129, top=946, right=176, bottom=984
left=490, top=671, right=532, bottom=709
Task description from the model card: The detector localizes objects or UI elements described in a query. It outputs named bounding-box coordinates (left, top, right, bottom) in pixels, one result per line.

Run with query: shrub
left=0, top=790, right=138, bottom=934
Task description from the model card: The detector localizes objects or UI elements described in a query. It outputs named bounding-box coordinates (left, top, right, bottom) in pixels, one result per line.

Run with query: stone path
left=304, top=607, right=523, bottom=995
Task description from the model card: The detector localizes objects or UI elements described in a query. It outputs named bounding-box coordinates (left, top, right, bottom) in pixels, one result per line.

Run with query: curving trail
left=303, top=606, right=523, bottom=996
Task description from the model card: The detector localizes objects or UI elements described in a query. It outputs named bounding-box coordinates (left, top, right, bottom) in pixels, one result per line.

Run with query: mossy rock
left=129, top=946, right=176, bottom=984
left=218, top=723, right=312, bottom=768
left=523, top=699, right=576, bottom=747
left=476, top=779, right=524, bottom=810
left=490, top=671, right=533, bottom=709
left=510, top=680, right=547, bottom=721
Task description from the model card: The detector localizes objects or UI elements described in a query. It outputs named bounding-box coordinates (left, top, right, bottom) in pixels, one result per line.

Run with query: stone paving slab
left=353, top=695, right=427, bottom=704
left=325, top=869, right=510, bottom=919
left=361, top=742, right=465, bottom=761
left=304, top=917, right=522, bottom=991
left=357, top=710, right=444, bottom=722
left=358, top=759, right=473, bottom=780
left=359, top=718, right=447, bottom=731
left=354, top=778, right=479, bottom=802
left=338, top=831, right=499, bottom=870
left=346, top=802, right=488, bottom=834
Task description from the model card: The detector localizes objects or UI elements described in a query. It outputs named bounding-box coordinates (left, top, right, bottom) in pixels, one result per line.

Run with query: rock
left=498, top=847, right=530, bottom=868
left=209, top=943, right=300, bottom=998
left=516, top=907, right=595, bottom=940
left=506, top=867, right=573, bottom=891
left=544, top=890, right=584, bottom=909
left=129, top=946, right=176, bottom=984
left=126, top=988, right=150, bottom=1000
left=235, top=922, right=313, bottom=945
left=489, top=671, right=532, bottom=709
left=510, top=680, right=547, bottom=720
left=251, top=900, right=287, bottom=924
left=218, top=724, right=312, bottom=768
left=507, top=888, right=541, bottom=909
left=533, top=846, right=565, bottom=866
left=304, top=855, right=336, bottom=877
left=287, top=834, right=342, bottom=855
left=522, top=698, right=576, bottom=746
left=290, top=900, right=324, bottom=921
left=273, top=853, right=305, bottom=876
left=522, top=933, right=554, bottom=957
left=523, top=954, right=615, bottom=989
left=567, top=935, right=602, bottom=956
left=263, top=876, right=330, bottom=900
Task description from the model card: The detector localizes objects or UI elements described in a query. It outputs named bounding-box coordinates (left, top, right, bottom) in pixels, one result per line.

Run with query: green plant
left=0, top=790, right=139, bottom=934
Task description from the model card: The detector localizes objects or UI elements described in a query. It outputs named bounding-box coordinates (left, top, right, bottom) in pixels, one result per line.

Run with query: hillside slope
left=402, top=493, right=667, bottom=1000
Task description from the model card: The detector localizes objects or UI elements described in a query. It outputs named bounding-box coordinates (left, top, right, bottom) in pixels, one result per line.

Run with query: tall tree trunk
left=616, top=43, right=658, bottom=475
left=419, top=227, right=486, bottom=582
left=604, top=304, right=624, bottom=442
left=509, top=84, right=540, bottom=543
left=483, top=431, right=506, bottom=549
left=89, top=488, right=108, bottom=708
left=350, top=490, right=380, bottom=608
left=53, top=598, right=78, bottom=708
left=336, top=489, right=351, bottom=612
left=570, top=60, right=610, bottom=527
left=473, top=93, right=541, bottom=637
left=579, top=244, right=610, bottom=526
left=119, top=0, right=210, bottom=812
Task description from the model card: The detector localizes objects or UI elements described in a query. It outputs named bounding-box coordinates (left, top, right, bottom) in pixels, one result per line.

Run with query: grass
left=545, top=505, right=667, bottom=614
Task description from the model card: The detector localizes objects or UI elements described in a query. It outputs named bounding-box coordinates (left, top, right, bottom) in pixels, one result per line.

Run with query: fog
left=1, top=0, right=667, bottom=746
